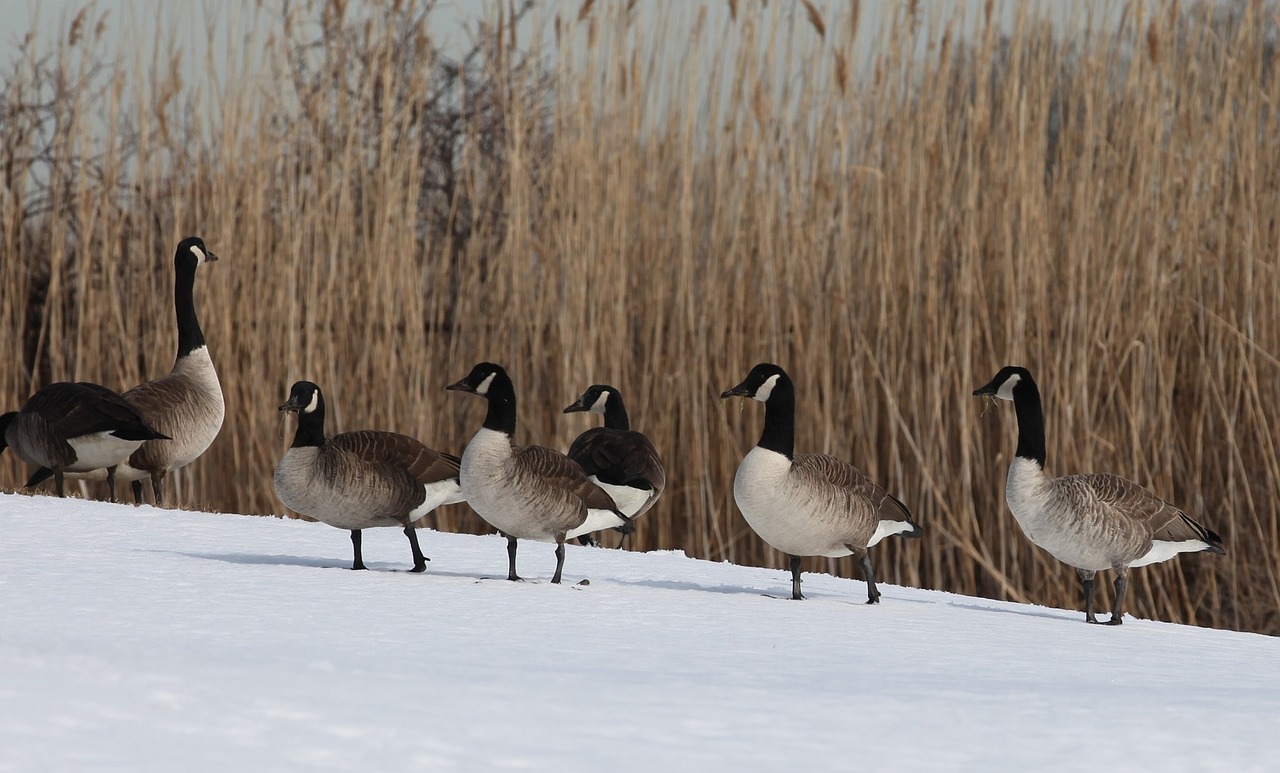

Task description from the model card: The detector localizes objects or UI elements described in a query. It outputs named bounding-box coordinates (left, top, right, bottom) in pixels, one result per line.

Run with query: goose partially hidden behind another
left=1, top=382, right=169, bottom=500
left=40, top=237, right=225, bottom=505
left=563, top=384, right=666, bottom=548
left=721, top=363, right=922, bottom=603
left=973, top=365, right=1226, bottom=625
left=447, top=363, right=624, bottom=584
left=274, top=381, right=465, bottom=573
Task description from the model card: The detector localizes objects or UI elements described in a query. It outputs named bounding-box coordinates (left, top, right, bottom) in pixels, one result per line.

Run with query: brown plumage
left=2, top=382, right=168, bottom=500
left=274, top=381, right=465, bottom=573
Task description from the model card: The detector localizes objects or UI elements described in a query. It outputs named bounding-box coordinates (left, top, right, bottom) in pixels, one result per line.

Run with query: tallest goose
left=120, top=237, right=225, bottom=504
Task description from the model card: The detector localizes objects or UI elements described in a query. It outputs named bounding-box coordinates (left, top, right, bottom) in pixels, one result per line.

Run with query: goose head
left=973, top=366, right=1035, bottom=402
left=175, top=236, right=218, bottom=271
left=721, top=363, right=789, bottom=403
left=446, top=362, right=509, bottom=398
left=563, top=385, right=615, bottom=415
left=278, top=381, right=325, bottom=415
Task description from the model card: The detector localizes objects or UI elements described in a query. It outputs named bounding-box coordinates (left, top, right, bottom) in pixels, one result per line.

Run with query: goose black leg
left=151, top=473, right=165, bottom=507
left=404, top=524, right=428, bottom=573
left=131, top=480, right=144, bottom=504
left=106, top=466, right=118, bottom=503
left=551, top=538, right=567, bottom=584
left=858, top=552, right=881, bottom=604
left=788, top=555, right=805, bottom=600
left=350, top=529, right=367, bottom=570
left=54, top=468, right=66, bottom=498
left=506, top=535, right=522, bottom=581
left=1106, top=567, right=1128, bottom=625
left=1079, top=568, right=1099, bottom=623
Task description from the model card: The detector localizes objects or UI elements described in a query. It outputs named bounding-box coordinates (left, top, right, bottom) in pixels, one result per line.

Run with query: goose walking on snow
left=274, top=381, right=465, bottom=573
left=1, top=382, right=169, bottom=500
left=721, top=363, right=922, bottom=602
left=563, top=384, right=666, bottom=548
left=973, top=365, right=1226, bottom=625
left=447, top=363, right=624, bottom=584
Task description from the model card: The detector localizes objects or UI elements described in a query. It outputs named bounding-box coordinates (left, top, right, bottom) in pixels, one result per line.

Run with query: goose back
left=3, top=382, right=165, bottom=473
left=734, top=447, right=912, bottom=557
left=567, top=426, right=666, bottom=518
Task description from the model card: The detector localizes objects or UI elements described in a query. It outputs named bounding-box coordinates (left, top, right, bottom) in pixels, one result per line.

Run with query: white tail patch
left=753, top=374, right=780, bottom=402
left=410, top=479, right=466, bottom=518
left=66, top=432, right=145, bottom=471
left=867, top=519, right=916, bottom=548
left=1130, top=539, right=1213, bottom=567
left=591, top=477, right=652, bottom=517
left=566, top=508, right=628, bottom=540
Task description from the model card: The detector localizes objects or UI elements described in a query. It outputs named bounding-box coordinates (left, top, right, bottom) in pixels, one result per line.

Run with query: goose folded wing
left=330, top=430, right=460, bottom=484
left=517, top=444, right=620, bottom=512
left=568, top=428, right=666, bottom=492
left=793, top=452, right=914, bottom=521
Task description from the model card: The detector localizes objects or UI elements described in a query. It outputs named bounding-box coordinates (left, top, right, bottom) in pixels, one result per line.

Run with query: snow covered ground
left=1, top=491, right=1276, bottom=772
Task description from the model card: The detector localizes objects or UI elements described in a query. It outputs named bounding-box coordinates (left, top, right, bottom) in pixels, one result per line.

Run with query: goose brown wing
left=24, top=382, right=145, bottom=437
left=516, top=444, right=619, bottom=512
left=793, top=452, right=915, bottom=523
left=567, top=427, right=666, bottom=493
left=1073, top=473, right=1223, bottom=548
left=330, top=430, right=460, bottom=485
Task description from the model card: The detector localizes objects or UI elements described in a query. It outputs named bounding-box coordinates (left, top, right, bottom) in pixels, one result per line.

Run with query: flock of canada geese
left=0, top=238, right=1227, bottom=625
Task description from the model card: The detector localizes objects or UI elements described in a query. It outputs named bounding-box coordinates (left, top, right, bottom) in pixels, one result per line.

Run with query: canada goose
left=274, top=381, right=465, bottom=573
left=563, top=384, right=666, bottom=548
left=1, top=382, right=168, bottom=500
left=447, top=362, right=624, bottom=583
left=721, top=363, right=922, bottom=602
left=51, top=237, right=224, bottom=505
left=973, top=365, right=1226, bottom=625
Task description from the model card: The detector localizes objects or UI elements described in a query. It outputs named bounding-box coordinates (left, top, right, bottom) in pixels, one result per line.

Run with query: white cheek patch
left=589, top=391, right=610, bottom=414
left=996, top=373, right=1021, bottom=401
left=190, top=244, right=206, bottom=264
left=302, top=390, right=320, bottom=413
left=475, top=372, right=497, bottom=396
left=753, top=374, right=780, bottom=402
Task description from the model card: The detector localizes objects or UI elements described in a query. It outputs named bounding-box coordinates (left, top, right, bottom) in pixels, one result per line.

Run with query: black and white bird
left=721, top=363, right=922, bottom=602
left=973, top=365, right=1225, bottom=625
left=1, top=382, right=168, bottom=500
left=563, top=384, right=666, bottom=548
left=274, top=381, right=465, bottom=573
left=46, top=237, right=224, bottom=505
left=447, top=363, right=624, bottom=583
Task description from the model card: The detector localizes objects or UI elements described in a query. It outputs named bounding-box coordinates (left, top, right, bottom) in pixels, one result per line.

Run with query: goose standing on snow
left=563, top=384, right=666, bottom=548
left=1, top=382, right=169, bottom=500
left=274, top=381, right=465, bottom=573
left=721, top=363, right=922, bottom=602
left=973, top=365, right=1226, bottom=625
left=447, top=362, right=624, bottom=583
left=47, top=237, right=225, bottom=505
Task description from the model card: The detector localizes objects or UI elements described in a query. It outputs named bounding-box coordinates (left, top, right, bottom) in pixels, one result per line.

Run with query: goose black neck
left=758, top=378, right=795, bottom=458
left=602, top=395, right=630, bottom=431
left=174, top=259, right=206, bottom=359
left=291, top=404, right=326, bottom=448
left=483, top=375, right=518, bottom=435
left=1012, top=378, right=1047, bottom=467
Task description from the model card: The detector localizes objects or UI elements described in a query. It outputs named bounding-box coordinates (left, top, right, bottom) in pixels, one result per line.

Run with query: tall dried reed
left=2, top=0, right=1277, bottom=633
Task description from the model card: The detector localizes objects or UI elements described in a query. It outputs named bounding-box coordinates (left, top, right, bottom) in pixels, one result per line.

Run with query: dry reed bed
left=1, top=0, right=1276, bottom=633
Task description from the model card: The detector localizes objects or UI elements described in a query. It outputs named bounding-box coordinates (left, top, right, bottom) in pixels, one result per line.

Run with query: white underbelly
left=733, top=448, right=853, bottom=558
